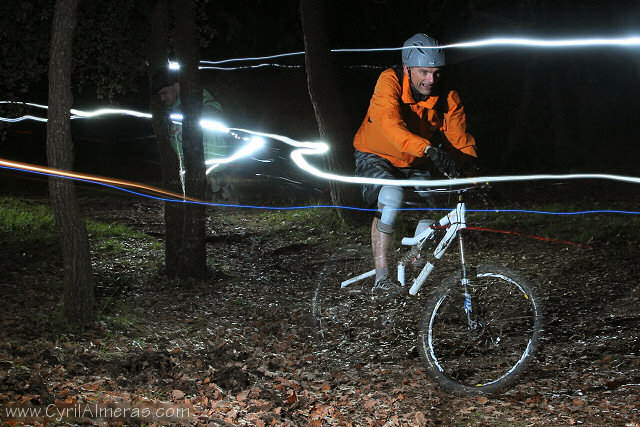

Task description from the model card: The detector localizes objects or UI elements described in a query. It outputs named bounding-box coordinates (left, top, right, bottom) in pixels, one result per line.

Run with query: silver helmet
left=402, top=33, right=445, bottom=67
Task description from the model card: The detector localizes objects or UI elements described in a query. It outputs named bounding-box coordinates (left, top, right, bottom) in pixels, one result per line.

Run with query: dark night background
left=1, top=0, right=640, bottom=194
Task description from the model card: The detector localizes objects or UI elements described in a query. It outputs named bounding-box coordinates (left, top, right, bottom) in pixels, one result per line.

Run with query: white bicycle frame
left=341, top=200, right=468, bottom=296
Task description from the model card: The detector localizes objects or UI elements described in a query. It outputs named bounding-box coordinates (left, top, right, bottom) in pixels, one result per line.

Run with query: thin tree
left=173, top=0, right=207, bottom=279
left=147, top=0, right=185, bottom=278
left=146, top=0, right=207, bottom=280
left=46, top=0, right=94, bottom=324
left=300, top=0, right=357, bottom=214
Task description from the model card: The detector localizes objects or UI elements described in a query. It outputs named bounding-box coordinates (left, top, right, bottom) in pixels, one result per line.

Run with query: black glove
left=427, top=146, right=457, bottom=177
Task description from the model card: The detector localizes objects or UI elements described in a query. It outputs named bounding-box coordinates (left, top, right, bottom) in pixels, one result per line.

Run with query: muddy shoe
left=370, top=277, right=404, bottom=298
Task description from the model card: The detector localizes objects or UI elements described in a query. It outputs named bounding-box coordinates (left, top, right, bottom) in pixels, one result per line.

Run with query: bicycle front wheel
left=418, top=264, right=542, bottom=396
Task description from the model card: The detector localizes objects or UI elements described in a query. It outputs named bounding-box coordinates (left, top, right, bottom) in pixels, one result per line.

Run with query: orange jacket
left=353, top=68, right=477, bottom=168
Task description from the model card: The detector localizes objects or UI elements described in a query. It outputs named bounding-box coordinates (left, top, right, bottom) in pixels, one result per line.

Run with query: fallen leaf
left=572, top=398, right=586, bottom=406
left=415, top=411, right=427, bottom=426
left=172, top=390, right=185, bottom=400
left=286, top=391, right=298, bottom=405
left=81, top=382, right=100, bottom=391
left=364, top=399, right=376, bottom=411
left=236, top=390, right=249, bottom=403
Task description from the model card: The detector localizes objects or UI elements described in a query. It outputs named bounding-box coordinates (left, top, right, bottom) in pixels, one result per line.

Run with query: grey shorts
left=354, top=150, right=435, bottom=208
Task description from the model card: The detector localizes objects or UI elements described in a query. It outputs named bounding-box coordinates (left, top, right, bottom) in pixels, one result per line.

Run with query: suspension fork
left=458, top=228, right=470, bottom=285
left=456, top=197, right=477, bottom=329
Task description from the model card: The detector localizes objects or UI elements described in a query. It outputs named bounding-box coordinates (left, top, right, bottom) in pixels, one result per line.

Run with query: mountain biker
left=352, top=33, right=479, bottom=296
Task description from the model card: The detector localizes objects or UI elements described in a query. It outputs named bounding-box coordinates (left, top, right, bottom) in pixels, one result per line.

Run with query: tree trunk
left=46, top=0, right=94, bottom=324
left=147, top=0, right=184, bottom=278
left=174, top=0, right=207, bottom=279
left=300, top=0, right=357, bottom=214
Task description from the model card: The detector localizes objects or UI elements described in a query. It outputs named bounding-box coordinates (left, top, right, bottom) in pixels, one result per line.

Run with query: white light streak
left=198, top=35, right=640, bottom=66
left=0, top=115, right=48, bottom=123
left=205, top=136, right=265, bottom=174
left=197, top=64, right=381, bottom=71
left=200, top=51, right=305, bottom=65
left=3, top=101, right=640, bottom=188
left=0, top=101, right=50, bottom=122
left=0, top=101, right=153, bottom=121
left=169, top=61, right=180, bottom=70
left=200, top=119, right=230, bottom=133
left=70, top=108, right=152, bottom=119
left=439, top=36, right=640, bottom=49
left=333, top=36, right=640, bottom=53
left=227, top=128, right=640, bottom=187
left=199, top=63, right=303, bottom=71
left=0, top=101, right=49, bottom=109
left=229, top=127, right=329, bottom=153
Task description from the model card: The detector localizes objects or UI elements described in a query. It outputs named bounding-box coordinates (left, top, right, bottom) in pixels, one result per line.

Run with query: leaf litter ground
left=1, top=181, right=640, bottom=426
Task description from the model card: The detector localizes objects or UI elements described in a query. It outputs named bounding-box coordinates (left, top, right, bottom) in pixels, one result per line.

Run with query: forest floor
left=1, top=180, right=640, bottom=426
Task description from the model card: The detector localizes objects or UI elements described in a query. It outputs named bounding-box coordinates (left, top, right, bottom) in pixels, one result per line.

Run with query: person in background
left=152, top=69, right=234, bottom=202
left=352, top=33, right=478, bottom=296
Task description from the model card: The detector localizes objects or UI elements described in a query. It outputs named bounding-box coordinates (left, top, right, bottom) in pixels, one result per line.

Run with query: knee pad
left=377, top=185, right=404, bottom=234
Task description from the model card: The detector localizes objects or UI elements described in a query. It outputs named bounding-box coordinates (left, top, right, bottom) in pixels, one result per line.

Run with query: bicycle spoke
left=420, top=264, right=542, bottom=395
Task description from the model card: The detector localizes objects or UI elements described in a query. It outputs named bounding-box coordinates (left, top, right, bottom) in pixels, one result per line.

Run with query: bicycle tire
left=418, top=264, right=542, bottom=396
left=312, top=244, right=416, bottom=367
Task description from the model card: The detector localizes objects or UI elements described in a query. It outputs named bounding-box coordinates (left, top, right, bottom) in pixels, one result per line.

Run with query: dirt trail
left=1, top=182, right=639, bottom=425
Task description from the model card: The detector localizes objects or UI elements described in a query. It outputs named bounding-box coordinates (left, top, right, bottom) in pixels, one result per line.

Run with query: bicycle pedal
left=414, top=219, right=435, bottom=237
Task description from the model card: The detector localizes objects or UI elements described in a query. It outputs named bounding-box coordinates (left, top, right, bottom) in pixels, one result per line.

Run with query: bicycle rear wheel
left=418, top=264, right=542, bottom=396
left=312, top=244, right=414, bottom=367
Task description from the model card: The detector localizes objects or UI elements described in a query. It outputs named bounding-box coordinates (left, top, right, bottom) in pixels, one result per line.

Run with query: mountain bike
left=311, top=185, right=543, bottom=396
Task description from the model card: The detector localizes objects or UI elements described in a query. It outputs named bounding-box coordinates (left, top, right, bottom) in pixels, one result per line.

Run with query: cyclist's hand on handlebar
left=426, top=146, right=457, bottom=177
